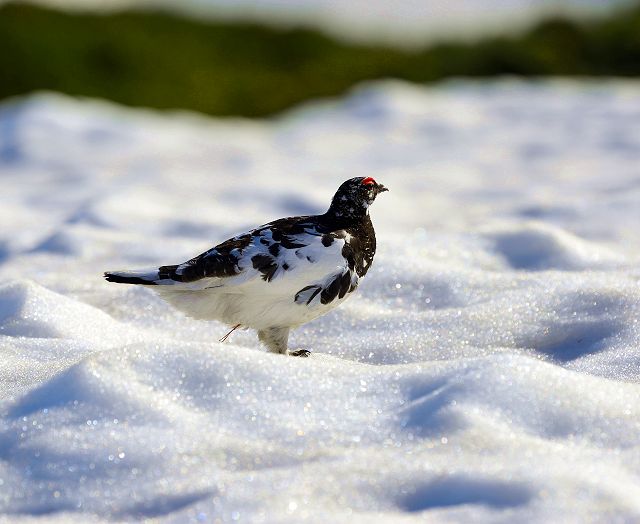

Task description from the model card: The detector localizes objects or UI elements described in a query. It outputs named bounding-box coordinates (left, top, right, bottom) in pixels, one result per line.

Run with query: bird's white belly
left=156, top=284, right=349, bottom=330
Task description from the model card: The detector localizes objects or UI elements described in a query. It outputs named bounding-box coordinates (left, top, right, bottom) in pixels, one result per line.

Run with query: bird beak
left=377, top=183, right=389, bottom=193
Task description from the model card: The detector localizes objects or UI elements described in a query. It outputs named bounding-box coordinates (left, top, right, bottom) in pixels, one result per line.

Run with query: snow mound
left=1, top=81, right=640, bottom=522
left=0, top=281, right=119, bottom=341
left=485, top=222, right=624, bottom=270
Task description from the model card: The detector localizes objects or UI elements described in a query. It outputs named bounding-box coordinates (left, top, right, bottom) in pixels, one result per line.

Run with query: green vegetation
left=1, top=2, right=639, bottom=116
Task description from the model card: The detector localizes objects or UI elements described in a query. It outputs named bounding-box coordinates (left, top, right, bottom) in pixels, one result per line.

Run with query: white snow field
left=1, top=80, right=640, bottom=522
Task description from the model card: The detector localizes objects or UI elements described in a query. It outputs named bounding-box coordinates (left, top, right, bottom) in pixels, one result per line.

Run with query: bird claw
left=289, top=349, right=311, bottom=358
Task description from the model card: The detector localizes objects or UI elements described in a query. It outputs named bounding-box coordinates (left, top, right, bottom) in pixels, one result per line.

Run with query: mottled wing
left=158, top=216, right=312, bottom=285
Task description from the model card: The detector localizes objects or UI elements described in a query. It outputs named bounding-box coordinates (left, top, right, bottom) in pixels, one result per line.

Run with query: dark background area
left=1, top=2, right=639, bottom=117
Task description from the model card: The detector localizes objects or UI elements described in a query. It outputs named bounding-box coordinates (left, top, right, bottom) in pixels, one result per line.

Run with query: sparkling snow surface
left=1, top=81, right=640, bottom=522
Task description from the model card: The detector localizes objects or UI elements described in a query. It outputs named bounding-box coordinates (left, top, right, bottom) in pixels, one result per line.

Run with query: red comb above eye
left=362, top=177, right=376, bottom=185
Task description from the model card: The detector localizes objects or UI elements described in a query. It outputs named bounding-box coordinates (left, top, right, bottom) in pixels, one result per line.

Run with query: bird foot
left=288, top=349, right=311, bottom=358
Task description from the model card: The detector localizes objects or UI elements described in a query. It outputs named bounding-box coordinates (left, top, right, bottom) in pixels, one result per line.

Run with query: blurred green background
left=1, top=1, right=639, bottom=117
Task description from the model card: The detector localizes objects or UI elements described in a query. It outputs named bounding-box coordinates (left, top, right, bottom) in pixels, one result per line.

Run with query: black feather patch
left=271, top=229, right=282, bottom=242
left=252, top=254, right=278, bottom=282
left=321, top=274, right=342, bottom=304
left=342, top=243, right=356, bottom=271
left=104, top=272, right=157, bottom=285
left=286, top=223, right=308, bottom=235
left=171, top=234, right=252, bottom=282
left=280, top=235, right=307, bottom=249
left=268, top=243, right=280, bottom=257
left=295, top=285, right=322, bottom=305
left=338, top=271, right=351, bottom=299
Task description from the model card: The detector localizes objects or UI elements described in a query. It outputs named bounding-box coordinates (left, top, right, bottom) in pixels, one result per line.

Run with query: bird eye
left=362, top=177, right=376, bottom=186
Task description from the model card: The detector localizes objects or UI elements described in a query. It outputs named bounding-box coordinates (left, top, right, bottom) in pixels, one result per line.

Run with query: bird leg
left=257, top=327, right=310, bottom=357
left=258, top=327, right=289, bottom=354
left=219, top=324, right=242, bottom=343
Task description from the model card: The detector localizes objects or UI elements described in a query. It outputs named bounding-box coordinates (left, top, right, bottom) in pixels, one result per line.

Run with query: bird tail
left=104, top=266, right=178, bottom=285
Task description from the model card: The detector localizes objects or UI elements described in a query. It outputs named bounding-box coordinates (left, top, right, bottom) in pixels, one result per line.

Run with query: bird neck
left=320, top=205, right=370, bottom=231
left=323, top=198, right=370, bottom=228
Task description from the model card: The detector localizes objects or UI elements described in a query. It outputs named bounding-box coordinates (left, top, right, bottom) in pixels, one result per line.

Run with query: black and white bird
left=105, top=177, right=388, bottom=357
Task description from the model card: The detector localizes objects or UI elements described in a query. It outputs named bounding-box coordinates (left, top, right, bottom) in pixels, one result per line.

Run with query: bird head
left=327, top=177, right=388, bottom=221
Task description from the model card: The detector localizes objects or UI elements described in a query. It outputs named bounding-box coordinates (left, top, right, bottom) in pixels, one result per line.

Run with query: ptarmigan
left=105, top=177, right=388, bottom=357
